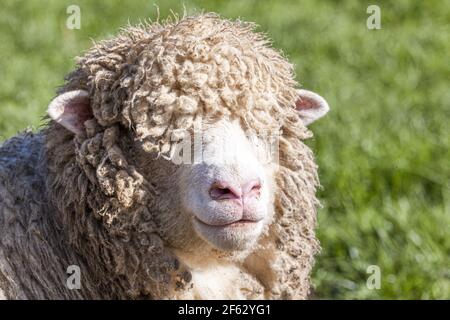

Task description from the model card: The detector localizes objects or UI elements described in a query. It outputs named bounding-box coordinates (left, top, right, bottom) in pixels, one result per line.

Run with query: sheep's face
left=47, top=89, right=329, bottom=255
left=125, top=117, right=278, bottom=254
left=176, top=118, right=277, bottom=252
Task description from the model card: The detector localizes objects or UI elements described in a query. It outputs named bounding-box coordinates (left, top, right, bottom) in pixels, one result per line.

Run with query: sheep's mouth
left=193, top=216, right=263, bottom=229
left=192, top=216, right=264, bottom=251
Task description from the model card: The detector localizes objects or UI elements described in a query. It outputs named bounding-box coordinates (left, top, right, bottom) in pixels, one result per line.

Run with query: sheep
left=0, top=13, right=329, bottom=300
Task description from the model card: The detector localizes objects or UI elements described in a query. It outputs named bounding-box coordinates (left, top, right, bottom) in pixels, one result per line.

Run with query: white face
left=179, top=119, right=276, bottom=251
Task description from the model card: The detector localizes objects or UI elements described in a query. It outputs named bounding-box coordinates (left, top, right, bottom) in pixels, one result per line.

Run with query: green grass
left=1, top=0, right=449, bottom=299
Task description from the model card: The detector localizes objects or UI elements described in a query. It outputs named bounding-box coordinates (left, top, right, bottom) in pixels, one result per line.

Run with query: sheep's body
left=0, top=133, right=55, bottom=300
left=0, top=13, right=326, bottom=299
left=0, top=133, right=100, bottom=299
left=0, top=133, right=69, bottom=298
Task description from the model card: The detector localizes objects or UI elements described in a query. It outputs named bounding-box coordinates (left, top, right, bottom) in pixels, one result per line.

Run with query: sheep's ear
left=295, top=89, right=330, bottom=126
left=47, top=90, right=92, bottom=135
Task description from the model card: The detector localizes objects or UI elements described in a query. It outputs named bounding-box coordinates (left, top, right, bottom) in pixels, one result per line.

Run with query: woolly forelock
left=45, top=13, right=320, bottom=299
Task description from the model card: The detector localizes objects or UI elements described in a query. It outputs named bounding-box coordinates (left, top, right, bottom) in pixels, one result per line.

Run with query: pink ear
left=47, top=90, right=92, bottom=135
left=295, top=89, right=330, bottom=125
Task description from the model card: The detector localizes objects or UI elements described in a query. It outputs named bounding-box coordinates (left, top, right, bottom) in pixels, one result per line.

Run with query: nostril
left=210, top=186, right=232, bottom=199
left=251, top=183, right=261, bottom=194
left=209, top=182, right=242, bottom=200
left=242, top=179, right=262, bottom=198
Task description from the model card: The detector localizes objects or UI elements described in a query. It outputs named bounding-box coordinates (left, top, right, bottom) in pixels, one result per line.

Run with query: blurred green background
left=0, top=0, right=449, bottom=299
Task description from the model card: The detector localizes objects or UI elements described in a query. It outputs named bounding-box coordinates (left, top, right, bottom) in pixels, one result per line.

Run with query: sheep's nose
left=209, top=179, right=262, bottom=201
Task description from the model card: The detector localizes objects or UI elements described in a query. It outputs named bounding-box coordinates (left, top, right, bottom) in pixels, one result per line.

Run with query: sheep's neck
left=172, top=249, right=265, bottom=299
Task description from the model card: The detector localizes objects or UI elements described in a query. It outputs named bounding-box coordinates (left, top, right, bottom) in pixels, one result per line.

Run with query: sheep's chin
left=192, top=217, right=264, bottom=251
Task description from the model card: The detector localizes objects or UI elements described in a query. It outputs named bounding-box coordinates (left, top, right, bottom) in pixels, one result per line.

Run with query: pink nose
left=209, top=179, right=262, bottom=201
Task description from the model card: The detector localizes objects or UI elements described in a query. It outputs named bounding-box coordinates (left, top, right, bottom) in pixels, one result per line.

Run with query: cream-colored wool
left=0, top=13, right=321, bottom=299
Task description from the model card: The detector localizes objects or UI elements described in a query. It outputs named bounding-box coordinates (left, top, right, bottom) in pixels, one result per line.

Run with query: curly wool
left=1, top=13, right=320, bottom=299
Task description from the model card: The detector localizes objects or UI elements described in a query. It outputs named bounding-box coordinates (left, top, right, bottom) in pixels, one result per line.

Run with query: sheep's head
left=45, top=13, right=329, bottom=298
